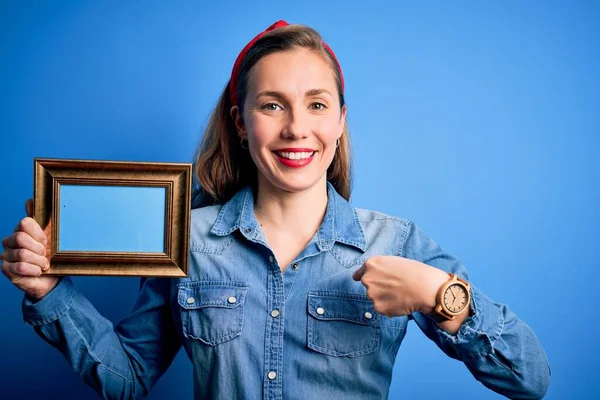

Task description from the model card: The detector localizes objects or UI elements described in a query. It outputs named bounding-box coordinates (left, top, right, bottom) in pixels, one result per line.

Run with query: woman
left=2, top=21, right=550, bottom=399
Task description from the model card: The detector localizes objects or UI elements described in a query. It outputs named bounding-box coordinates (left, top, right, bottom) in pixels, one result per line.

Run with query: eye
left=310, top=102, right=327, bottom=111
left=261, top=103, right=282, bottom=111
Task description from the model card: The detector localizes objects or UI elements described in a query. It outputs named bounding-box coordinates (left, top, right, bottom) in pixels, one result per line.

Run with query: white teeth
left=277, top=151, right=314, bottom=160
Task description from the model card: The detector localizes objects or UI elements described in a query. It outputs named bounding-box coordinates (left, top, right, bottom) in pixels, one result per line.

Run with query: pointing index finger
left=352, top=264, right=366, bottom=281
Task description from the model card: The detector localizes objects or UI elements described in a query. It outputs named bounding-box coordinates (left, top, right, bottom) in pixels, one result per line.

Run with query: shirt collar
left=210, top=182, right=367, bottom=252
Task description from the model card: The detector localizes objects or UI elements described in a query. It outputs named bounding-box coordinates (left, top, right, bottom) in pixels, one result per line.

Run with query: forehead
left=247, top=48, right=338, bottom=94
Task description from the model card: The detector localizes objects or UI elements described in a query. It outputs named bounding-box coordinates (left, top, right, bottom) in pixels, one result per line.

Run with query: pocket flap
left=308, top=291, right=378, bottom=325
left=178, top=282, right=248, bottom=310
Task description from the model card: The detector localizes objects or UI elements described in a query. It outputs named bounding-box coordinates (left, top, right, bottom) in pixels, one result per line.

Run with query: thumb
left=25, top=199, right=33, bottom=218
left=352, top=264, right=366, bottom=281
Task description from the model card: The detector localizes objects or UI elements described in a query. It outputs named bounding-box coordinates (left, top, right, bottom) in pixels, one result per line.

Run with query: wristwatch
left=428, top=273, right=471, bottom=322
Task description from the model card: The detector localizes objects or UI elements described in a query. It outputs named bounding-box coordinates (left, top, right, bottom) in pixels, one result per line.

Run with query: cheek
left=247, top=115, right=273, bottom=146
left=318, top=116, right=343, bottom=143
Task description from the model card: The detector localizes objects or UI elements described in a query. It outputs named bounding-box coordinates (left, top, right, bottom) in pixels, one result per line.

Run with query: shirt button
left=316, top=307, right=325, bottom=315
left=268, top=371, right=277, bottom=380
left=186, top=297, right=195, bottom=304
left=364, top=312, right=373, bottom=319
left=270, top=309, right=280, bottom=318
left=292, top=263, right=299, bottom=270
left=245, top=228, right=252, bottom=233
left=269, top=255, right=274, bottom=263
left=228, top=296, right=237, bottom=304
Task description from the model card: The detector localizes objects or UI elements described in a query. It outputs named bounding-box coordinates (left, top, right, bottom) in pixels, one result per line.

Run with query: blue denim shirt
left=22, top=183, right=550, bottom=399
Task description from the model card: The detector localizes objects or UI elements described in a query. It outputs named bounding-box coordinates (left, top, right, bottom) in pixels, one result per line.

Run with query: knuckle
left=14, top=262, right=25, bottom=275
left=14, top=232, right=27, bottom=248
left=361, top=276, right=371, bottom=288
left=368, top=255, right=381, bottom=264
left=17, top=218, right=31, bottom=231
left=372, top=257, right=384, bottom=269
left=17, top=248, right=29, bottom=261
left=15, top=262, right=33, bottom=276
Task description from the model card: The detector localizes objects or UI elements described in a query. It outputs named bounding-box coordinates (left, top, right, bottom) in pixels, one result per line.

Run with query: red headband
left=228, top=20, right=345, bottom=106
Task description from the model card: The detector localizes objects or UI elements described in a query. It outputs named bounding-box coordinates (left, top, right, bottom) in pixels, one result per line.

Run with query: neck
left=254, top=176, right=328, bottom=237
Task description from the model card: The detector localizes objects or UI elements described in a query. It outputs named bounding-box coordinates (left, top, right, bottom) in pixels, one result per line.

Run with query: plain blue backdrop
left=59, top=185, right=166, bottom=252
left=1, top=1, right=598, bottom=399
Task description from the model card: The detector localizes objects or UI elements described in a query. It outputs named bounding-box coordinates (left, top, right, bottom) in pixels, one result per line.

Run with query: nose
left=281, top=106, right=309, bottom=140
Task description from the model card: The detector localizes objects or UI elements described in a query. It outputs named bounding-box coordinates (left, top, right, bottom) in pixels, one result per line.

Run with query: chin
left=278, top=180, right=320, bottom=193
left=267, top=173, right=326, bottom=194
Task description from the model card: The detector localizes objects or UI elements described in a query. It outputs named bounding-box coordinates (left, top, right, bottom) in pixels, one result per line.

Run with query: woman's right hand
left=2, top=199, right=59, bottom=301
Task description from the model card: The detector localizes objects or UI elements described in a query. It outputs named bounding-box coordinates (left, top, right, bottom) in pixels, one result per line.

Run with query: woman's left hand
left=352, top=255, right=450, bottom=318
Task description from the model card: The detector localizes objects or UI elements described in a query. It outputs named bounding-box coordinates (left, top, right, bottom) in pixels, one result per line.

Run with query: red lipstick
left=273, top=148, right=316, bottom=168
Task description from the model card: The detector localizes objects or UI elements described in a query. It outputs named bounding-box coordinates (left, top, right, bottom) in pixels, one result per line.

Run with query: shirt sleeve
left=22, top=276, right=182, bottom=400
left=400, top=220, right=551, bottom=400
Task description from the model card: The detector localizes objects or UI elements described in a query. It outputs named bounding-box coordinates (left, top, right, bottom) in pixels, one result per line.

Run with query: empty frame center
left=58, top=184, right=166, bottom=252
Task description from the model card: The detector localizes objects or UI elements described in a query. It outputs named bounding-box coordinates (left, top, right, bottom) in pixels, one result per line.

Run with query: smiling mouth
left=274, top=151, right=316, bottom=160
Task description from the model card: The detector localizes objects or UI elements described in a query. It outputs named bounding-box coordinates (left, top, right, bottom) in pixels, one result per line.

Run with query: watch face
left=443, top=283, right=468, bottom=313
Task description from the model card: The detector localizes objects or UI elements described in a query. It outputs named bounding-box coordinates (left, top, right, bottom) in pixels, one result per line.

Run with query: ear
left=230, top=106, right=246, bottom=139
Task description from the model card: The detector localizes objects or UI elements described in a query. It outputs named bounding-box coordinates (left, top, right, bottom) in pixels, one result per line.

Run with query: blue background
left=1, top=1, right=597, bottom=399
left=59, top=185, right=166, bottom=252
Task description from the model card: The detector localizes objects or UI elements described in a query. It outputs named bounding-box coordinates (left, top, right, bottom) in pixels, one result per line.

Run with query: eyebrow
left=305, top=89, right=333, bottom=97
left=255, top=89, right=333, bottom=100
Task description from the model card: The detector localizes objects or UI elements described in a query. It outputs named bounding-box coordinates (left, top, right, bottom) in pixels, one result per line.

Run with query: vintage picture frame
left=34, top=158, right=191, bottom=277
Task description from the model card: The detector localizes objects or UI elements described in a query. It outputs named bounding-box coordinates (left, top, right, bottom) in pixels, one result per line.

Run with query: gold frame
left=34, top=158, right=191, bottom=277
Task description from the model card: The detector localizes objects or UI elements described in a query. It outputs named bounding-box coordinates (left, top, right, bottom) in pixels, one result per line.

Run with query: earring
left=240, top=138, right=249, bottom=150
left=336, top=138, right=340, bottom=148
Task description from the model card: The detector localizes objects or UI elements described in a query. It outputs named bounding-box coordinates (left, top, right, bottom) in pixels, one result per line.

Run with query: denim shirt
left=22, top=183, right=550, bottom=399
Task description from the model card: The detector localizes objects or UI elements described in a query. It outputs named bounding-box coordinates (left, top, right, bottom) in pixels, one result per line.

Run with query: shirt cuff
left=433, top=285, right=505, bottom=357
left=22, top=277, right=78, bottom=326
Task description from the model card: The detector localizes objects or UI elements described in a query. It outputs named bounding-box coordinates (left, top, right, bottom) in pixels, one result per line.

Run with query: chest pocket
left=177, top=281, right=248, bottom=346
left=307, top=291, right=380, bottom=357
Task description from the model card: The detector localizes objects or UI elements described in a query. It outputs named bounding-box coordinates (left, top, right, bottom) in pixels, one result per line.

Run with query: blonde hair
left=192, top=24, right=352, bottom=207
